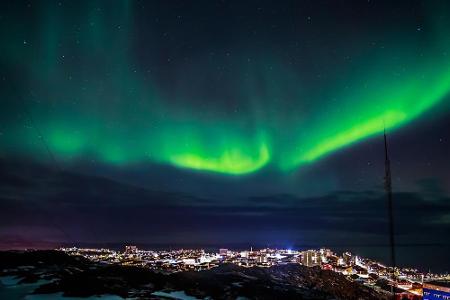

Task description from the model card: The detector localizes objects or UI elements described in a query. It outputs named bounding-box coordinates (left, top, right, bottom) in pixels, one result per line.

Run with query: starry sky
left=1, top=0, right=450, bottom=271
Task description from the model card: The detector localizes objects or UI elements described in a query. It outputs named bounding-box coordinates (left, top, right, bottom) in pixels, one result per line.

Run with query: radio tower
left=384, top=127, right=396, bottom=299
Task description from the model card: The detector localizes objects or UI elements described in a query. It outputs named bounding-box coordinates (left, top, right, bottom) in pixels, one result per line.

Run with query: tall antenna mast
left=384, top=127, right=396, bottom=299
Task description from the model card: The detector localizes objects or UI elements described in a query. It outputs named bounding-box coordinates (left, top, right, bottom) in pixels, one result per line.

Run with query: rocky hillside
left=0, top=250, right=388, bottom=299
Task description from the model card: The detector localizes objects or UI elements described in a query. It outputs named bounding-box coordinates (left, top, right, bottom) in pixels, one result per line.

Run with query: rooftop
left=425, top=280, right=450, bottom=288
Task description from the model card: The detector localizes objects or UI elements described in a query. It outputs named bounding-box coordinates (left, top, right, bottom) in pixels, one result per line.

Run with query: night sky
left=1, top=1, right=450, bottom=271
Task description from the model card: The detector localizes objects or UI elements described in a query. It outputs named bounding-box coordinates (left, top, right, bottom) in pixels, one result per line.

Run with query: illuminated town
left=60, top=246, right=449, bottom=299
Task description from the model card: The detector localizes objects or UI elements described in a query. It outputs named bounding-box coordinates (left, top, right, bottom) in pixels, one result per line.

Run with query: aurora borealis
left=1, top=0, right=450, bottom=175
left=1, top=0, right=450, bottom=270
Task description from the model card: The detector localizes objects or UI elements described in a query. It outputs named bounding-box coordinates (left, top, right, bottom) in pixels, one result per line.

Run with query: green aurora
left=1, top=1, right=450, bottom=175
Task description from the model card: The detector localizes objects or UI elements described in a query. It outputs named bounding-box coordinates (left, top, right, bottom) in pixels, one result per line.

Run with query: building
left=257, top=255, right=268, bottom=264
left=423, top=281, right=450, bottom=300
left=302, top=250, right=318, bottom=267
left=125, top=245, right=138, bottom=254
left=394, top=291, right=421, bottom=300
left=240, top=251, right=249, bottom=258
left=343, top=252, right=352, bottom=265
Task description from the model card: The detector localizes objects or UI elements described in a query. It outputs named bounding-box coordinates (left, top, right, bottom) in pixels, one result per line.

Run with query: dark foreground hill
left=0, top=250, right=388, bottom=299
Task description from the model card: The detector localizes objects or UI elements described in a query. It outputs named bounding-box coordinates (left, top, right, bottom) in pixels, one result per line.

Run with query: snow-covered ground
left=152, top=290, right=203, bottom=300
